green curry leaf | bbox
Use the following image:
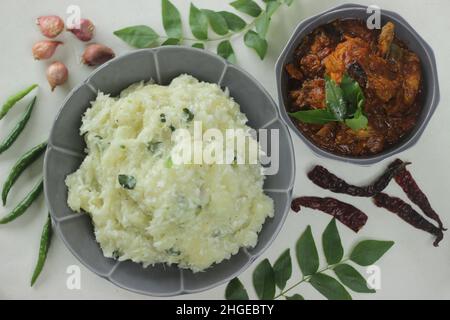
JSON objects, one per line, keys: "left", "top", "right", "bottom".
{"left": 322, "top": 219, "right": 344, "bottom": 265}
{"left": 192, "top": 42, "right": 205, "bottom": 49}
{"left": 255, "top": 13, "right": 271, "bottom": 39}
{"left": 203, "top": 9, "right": 229, "bottom": 36}
{"left": 161, "top": 0, "right": 182, "bottom": 39}
{"left": 118, "top": 175, "right": 136, "bottom": 190}
{"left": 219, "top": 11, "right": 247, "bottom": 31}
{"left": 350, "top": 240, "right": 394, "bottom": 266}
{"left": 289, "top": 109, "right": 338, "bottom": 125}
{"left": 286, "top": 294, "right": 304, "bottom": 300}
{"left": 161, "top": 38, "right": 180, "bottom": 46}
{"left": 230, "top": 0, "right": 262, "bottom": 17}
{"left": 325, "top": 75, "right": 347, "bottom": 121}
{"left": 244, "top": 30, "right": 268, "bottom": 59}
{"left": 333, "top": 264, "right": 376, "bottom": 293}
{"left": 225, "top": 278, "right": 249, "bottom": 300}
{"left": 252, "top": 259, "right": 276, "bottom": 300}
{"left": 273, "top": 249, "right": 292, "bottom": 290}
{"left": 189, "top": 3, "right": 208, "bottom": 40}
{"left": 217, "top": 40, "right": 236, "bottom": 63}
{"left": 309, "top": 273, "right": 352, "bottom": 300}
{"left": 113, "top": 25, "right": 159, "bottom": 48}
{"left": 296, "top": 226, "right": 319, "bottom": 276}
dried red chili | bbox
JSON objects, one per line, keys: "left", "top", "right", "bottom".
{"left": 307, "top": 160, "right": 410, "bottom": 197}
{"left": 389, "top": 159, "right": 446, "bottom": 231}
{"left": 373, "top": 193, "right": 444, "bottom": 247}
{"left": 291, "top": 196, "right": 368, "bottom": 233}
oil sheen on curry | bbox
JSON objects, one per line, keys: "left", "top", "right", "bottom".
{"left": 285, "top": 19, "right": 422, "bottom": 156}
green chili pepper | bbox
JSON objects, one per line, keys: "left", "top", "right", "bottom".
{"left": 2, "top": 141, "right": 47, "bottom": 206}
{"left": 0, "top": 178, "right": 43, "bottom": 224}
{"left": 30, "top": 213, "right": 52, "bottom": 287}
{"left": 0, "top": 84, "right": 38, "bottom": 120}
{"left": 0, "top": 96, "right": 37, "bottom": 155}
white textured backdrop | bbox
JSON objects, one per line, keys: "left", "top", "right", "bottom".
{"left": 0, "top": 0, "right": 449, "bottom": 300}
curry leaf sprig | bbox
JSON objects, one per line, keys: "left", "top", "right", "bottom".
{"left": 225, "top": 219, "right": 394, "bottom": 300}
{"left": 114, "top": 0, "right": 295, "bottom": 62}
{"left": 289, "top": 74, "right": 369, "bottom": 131}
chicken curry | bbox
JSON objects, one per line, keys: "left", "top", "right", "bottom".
{"left": 285, "top": 19, "right": 423, "bottom": 156}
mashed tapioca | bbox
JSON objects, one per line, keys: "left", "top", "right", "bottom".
{"left": 65, "top": 75, "right": 273, "bottom": 272}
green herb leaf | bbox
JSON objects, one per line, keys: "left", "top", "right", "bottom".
{"left": 333, "top": 263, "right": 376, "bottom": 293}
{"left": 350, "top": 240, "right": 394, "bottom": 266}
{"left": 165, "top": 157, "right": 173, "bottom": 168}
{"left": 192, "top": 42, "right": 205, "bottom": 49}
{"left": 309, "top": 273, "right": 352, "bottom": 300}
{"left": 147, "top": 141, "right": 162, "bottom": 153}
{"left": 217, "top": 40, "right": 236, "bottom": 63}
{"left": 161, "top": 0, "right": 182, "bottom": 39}
{"left": 113, "top": 25, "right": 159, "bottom": 48}
{"left": 189, "top": 3, "right": 208, "bottom": 40}
{"left": 183, "top": 108, "right": 194, "bottom": 121}
{"left": 322, "top": 219, "right": 344, "bottom": 265}
{"left": 325, "top": 75, "right": 347, "bottom": 121}
{"left": 118, "top": 175, "right": 136, "bottom": 190}
{"left": 289, "top": 109, "right": 338, "bottom": 125}
{"left": 252, "top": 259, "right": 276, "bottom": 300}
{"left": 161, "top": 38, "right": 180, "bottom": 45}
{"left": 225, "top": 278, "right": 249, "bottom": 300}
{"left": 296, "top": 226, "right": 319, "bottom": 276}
{"left": 219, "top": 11, "right": 247, "bottom": 31}
{"left": 230, "top": 0, "right": 262, "bottom": 17}
{"left": 340, "top": 74, "right": 368, "bottom": 130}
{"left": 255, "top": 13, "right": 270, "bottom": 38}
{"left": 273, "top": 249, "right": 292, "bottom": 290}
{"left": 345, "top": 108, "right": 368, "bottom": 131}
{"left": 266, "top": 1, "right": 281, "bottom": 17}
{"left": 286, "top": 294, "right": 304, "bottom": 300}
{"left": 203, "top": 9, "right": 229, "bottom": 36}
{"left": 244, "top": 30, "right": 268, "bottom": 59}
{"left": 340, "top": 74, "right": 364, "bottom": 115}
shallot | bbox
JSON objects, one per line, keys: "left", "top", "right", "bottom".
{"left": 46, "top": 61, "right": 68, "bottom": 91}
{"left": 82, "top": 44, "right": 115, "bottom": 66}
{"left": 36, "top": 15, "right": 64, "bottom": 38}
{"left": 67, "top": 18, "right": 95, "bottom": 42}
{"left": 32, "top": 40, "right": 63, "bottom": 60}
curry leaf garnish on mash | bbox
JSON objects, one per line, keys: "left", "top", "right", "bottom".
{"left": 114, "top": 0, "right": 296, "bottom": 61}
{"left": 182, "top": 108, "right": 194, "bottom": 122}
{"left": 289, "top": 73, "right": 368, "bottom": 130}
{"left": 118, "top": 174, "right": 137, "bottom": 190}
{"left": 225, "top": 219, "right": 394, "bottom": 300}
{"left": 147, "top": 141, "right": 162, "bottom": 153}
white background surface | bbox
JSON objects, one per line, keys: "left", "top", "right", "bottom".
{"left": 0, "top": 0, "right": 449, "bottom": 300}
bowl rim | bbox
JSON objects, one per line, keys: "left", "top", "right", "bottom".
{"left": 44, "top": 46, "right": 296, "bottom": 297}
{"left": 275, "top": 3, "right": 440, "bottom": 165}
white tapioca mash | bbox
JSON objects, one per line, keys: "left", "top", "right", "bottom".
{"left": 65, "top": 75, "right": 274, "bottom": 272}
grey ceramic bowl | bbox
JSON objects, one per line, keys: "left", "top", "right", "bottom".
{"left": 276, "top": 3, "right": 440, "bottom": 165}
{"left": 44, "top": 47, "right": 295, "bottom": 296}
